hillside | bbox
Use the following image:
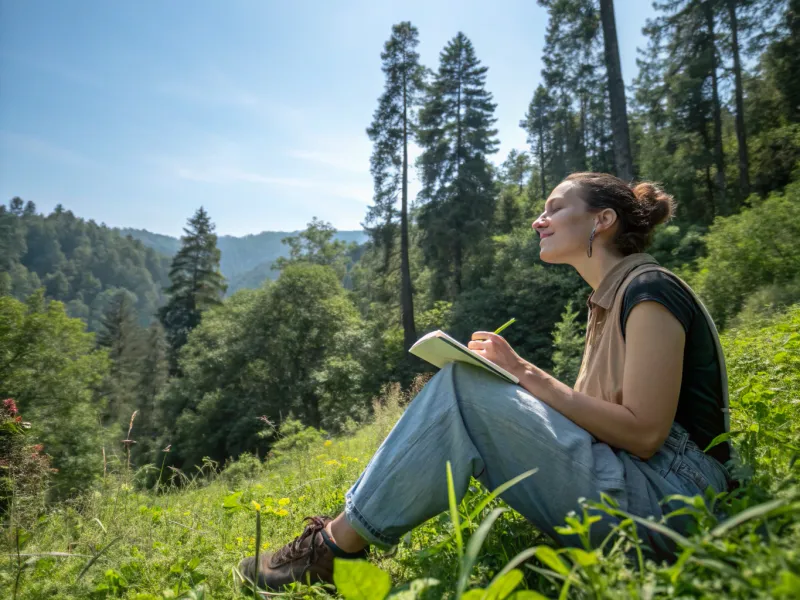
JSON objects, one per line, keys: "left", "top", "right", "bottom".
{"left": 6, "top": 305, "right": 800, "bottom": 599}
{"left": 0, "top": 200, "right": 171, "bottom": 329}
{"left": 120, "top": 227, "right": 369, "bottom": 294}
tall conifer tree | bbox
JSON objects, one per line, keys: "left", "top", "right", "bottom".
{"left": 365, "top": 21, "right": 425, "bottom": 352}
{"left": 158, "top": 207, "right": 226, "bottom": 373}
{"left": 416, "top": 32, "right": 498, "bottom": 298}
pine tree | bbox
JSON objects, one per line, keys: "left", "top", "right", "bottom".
{"left": 536, "top": 0, "right": 613, "bottom": 181}
{"left": 158, "top": 207, "right": 226, "bottom": 372}
{"left": 365, "top": 21, "right": 425, "bottom": 352}
{"left": 599, "top": 0, "right": 634, "bottom": 180}
{"left": 133, "top": 321, "right": 169, "bottom": 464}
{"left": 416, "top": 32, "right": 498, "bottom": 298}
{"left": 521, "top": 85, "right": 556, "bottom": 200}
{"left": 551, "top": 301, "right": 585, "bottom": 385}
{"left": 97, "top": 289, "right": 141, "bottom": 426}
{"left": 643, "top": 0, "right": 728, "bottom": 216}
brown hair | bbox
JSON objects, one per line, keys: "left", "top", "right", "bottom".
{"left": 564, "top": 172, "right": 676, "bottom": 255}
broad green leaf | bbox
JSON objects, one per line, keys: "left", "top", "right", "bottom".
{"left": 485, "top": 569, "right": 523, "bottom": 600}
{"left": 533, "top": 546, "right": 570, "bottom": 576}
{"left": 387, "top": 578, "right": 440, "bottom": 600}
{"left": 222, "top": 491, "right": 243, "bottom": 510}
{"left": 507, "top": 592, "right": 549, "bottom": 600}
{"left": 462, "top": 591, "right": 487, "bottom": 600}
{"left": 566, "top": 548, "right": 597, "bottom": 567}
{"left": 334, "top": 558, "right": 392, "bottom": 600}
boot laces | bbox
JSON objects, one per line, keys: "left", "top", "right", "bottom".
{"left": 271, "top": 516, "right": 329, "bottom": 566}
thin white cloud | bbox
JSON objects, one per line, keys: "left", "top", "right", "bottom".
{"left": 288, "top": 149, "right": 368, "bottom": 174}
{"left": 175, "top": 166, "right": 313, "bottom": 187}
{"left": 172, "top": 162, "right": 372, "bottom": 205}
{"left": 157, "top": 67, "right": 262, "bottom": 109}
{"left": 0, "top": 131, "right": 96, "bottom": 167}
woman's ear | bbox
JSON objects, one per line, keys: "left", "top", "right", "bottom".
{"left": 596, "top": 208, "right": 618, "bottom": 233}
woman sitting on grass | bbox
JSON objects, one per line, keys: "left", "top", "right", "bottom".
{"left": 239, "top": 172, "right": 734, "bottom": 590}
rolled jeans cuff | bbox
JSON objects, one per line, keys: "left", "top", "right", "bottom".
{"left": 344, "top": 491, "right": 398, "bottom": 550}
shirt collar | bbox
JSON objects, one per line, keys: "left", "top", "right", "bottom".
{"left": 587, "top": 253, "right": 659, "bottom": 310}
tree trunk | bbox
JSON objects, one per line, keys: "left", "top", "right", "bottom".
{"left": 599, "top": 0, "right": 634, "bottom": 182}
{"left": 538, "top": 119, "right": 547, "bottom": 199}
{"left": 727, "top": 0, "right": 750, "bottom": 201}
{"left": 400, "top": 59, "right": 417, "bottom": 353}
{"left": 705, "top": 1, "right": 727, "bottom": 214}
{"left": 453, "top": 240, "right": 462, "bottom": 296}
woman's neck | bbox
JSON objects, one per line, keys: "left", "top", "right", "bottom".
{"left": 572, "top": 248, "right": 627, "bottom": 291}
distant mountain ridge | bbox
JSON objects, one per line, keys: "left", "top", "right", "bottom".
{"left": 119, "top": 227, "right": 369, "bottom": 294}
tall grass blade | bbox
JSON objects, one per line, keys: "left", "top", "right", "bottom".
{"left": 419, "top": 468, "right": 537, "bottom": 559}
{"left": 467, "top": 468, "right": 538, "bottom": 522}
{"left": 447, "top": 461, "right": 463, "bottom": 559}
{"left": 254, "top": 510, "right": 261, "bottom": 593}
{"left": 710, "top": 497, "right": 788, "bottom": 537}
{"left": 456, "top": 507, "right": 507, "bottom": 599}
{"left": 76, "top": 536, "right": 121, "bottom": 581}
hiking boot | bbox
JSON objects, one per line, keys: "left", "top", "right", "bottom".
{"left": 237, "top": 515, "right": 369, "bottom": 591}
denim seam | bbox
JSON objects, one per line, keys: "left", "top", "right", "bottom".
{"left": 344, "top": 492, "right": 398, "bottom": 548}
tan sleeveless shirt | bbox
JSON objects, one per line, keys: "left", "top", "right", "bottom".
{"left": 573, "top": 253, "right": 731, "bottom": 438}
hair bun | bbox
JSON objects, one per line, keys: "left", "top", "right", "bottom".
{"left": 632, "top": 182, "right": 675, "bottom": 228}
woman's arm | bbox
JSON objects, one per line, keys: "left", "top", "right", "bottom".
{"left": 514, "top": 301, "right": 685, "bottom": 459}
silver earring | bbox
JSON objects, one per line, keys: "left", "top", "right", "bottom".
{"left": 587, "top": 224, "right": 597, "bottom": 258}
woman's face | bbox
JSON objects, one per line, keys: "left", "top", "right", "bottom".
{"left": 532, "top": 181, "right": 597, "bottom": 264}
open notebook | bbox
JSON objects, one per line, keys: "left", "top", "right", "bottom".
{"left": 408, "top": 330, "right": 520, "bottom": 384}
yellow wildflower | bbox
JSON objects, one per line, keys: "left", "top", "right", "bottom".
{"left": 298, "top": 495, "right": 307, "bottom": 502}
{"left": 324, "top": 440, "right": 333, "bottom": 447}
{"left": 276, "top": 508, "right": 289, "bottom": 517}
{"left": 251, "top": 500, "right": 261, "bottom": 512}
{"left": 325, "top": 459, "right": 341, "bottom": 467}
{"left": 278, "top": 497, "right": 291, "bottom": 506}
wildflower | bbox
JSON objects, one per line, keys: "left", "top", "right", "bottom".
{"left": 275, "top": 509, "right": 289, "bottom": 517}
{"left": 261, "top": 542, "right": 270, "bottom": 550}
{"left": 3, "top": 398, "right": 18, "bottom": 415}
{"left": 324, "top": 440, "right": 333, "bottom": 447}
{"left": 315, "top": 454, "right": 327, "bottom": 460}
{"left": 251, "top": 501, "right": 261, "bottom": 512}
{"left": 325, "top": 459, "right": 341, "bottom": 467}
{"left": 278, "top": 498, "right": 290, "bottom": 506}
{"left": 298, "top": 495, "right": 307, "bottom": 502}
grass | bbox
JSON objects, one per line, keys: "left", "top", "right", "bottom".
{"left": 3, "top": 306, "right": 800, "bottom": 599}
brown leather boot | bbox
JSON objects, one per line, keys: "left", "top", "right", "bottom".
{"left": 237, "top": 515, "right": 369, "bottom": 591}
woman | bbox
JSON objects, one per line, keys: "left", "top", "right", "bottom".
{"left": 239, "top": 172, "right": 734, "bottom": 590}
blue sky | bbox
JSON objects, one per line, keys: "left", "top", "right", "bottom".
{"left": 0, "top": 0, "right": 656, "bottom": 236}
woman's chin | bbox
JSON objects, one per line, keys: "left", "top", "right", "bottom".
{"left": 539, "top": 246, "right": 568, "bottom": 265}
{"left": 538, "top": 247, "right": 558, "bottom": 264}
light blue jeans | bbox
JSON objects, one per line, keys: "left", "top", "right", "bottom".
{"left": 344, "top": 362, "right": 731, "bottom": 559}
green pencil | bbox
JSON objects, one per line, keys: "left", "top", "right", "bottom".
{"left": 493, "top": 317, "right": 517, "bottom": 335}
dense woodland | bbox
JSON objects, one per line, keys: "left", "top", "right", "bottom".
{"left": 2, "top": 0, "right": 800, "bottom": 501}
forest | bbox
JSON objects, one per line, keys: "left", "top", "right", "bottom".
{"left": 2, "top": 0, "right": 800, "bottom": 598}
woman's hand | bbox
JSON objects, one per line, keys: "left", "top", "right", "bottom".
{"left": 468, "top": 332, "right": 526, "bottom": 377}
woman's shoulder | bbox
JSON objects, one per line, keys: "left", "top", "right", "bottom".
{"left": 621, "top": 269, "right": 697, "bottom": 336}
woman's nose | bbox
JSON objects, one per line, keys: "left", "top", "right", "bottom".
{"left": 532, "top": 214, "right": 548, "bottom": 230}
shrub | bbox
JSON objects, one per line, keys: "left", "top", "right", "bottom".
{"left": 0, "top": 399, "right": 52, "bottom": 523}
